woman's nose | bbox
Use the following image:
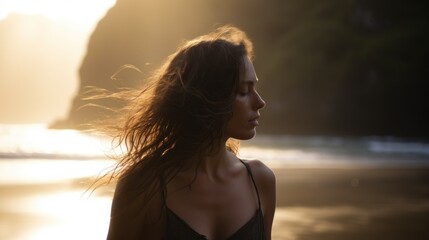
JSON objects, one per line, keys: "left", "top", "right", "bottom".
{"left": 254, "top": 91, "right": 266, "bottom": 110}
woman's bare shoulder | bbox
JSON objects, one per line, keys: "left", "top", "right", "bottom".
{"left": 107, "top": 175, "right": 165, "bottom": 239}
{"left": 244, "top": 159, "right": 276, "bottom": 186}
{"left": 113, "top": 174, "right": 165, "bottom": 219}
{"left": 244, "top": 160, "right": 276, "bottom": 240}
{"left": 111, "top": 174, "right": 145, "bottom": 212}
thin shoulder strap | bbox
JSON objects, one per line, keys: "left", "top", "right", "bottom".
{"left": 240, "top": 160, "right": 262, "bottom": 209}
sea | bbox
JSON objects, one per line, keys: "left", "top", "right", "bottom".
{"left": 0, "top": 124, "right": 428, "bottom": 239}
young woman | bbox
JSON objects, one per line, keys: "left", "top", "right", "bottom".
{"left": 106, "top": 25, "right": 276, "bottom": 240}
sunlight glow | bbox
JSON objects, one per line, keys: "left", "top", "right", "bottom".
{"left": 0, "top": 0, "right": 116, "bottom": 25}
{"left": 0, "top": 124, "right": 116, "bottom": 239}
{"left": 0, "top": 159, "right": 116, "bottom": 184}
{"left": 0, "top": 124, "right": 111, "bottom": 158}
{"left": 0, "top": 124, "right": 117, "bottom": 184}
{"left": 0, "top": 190, "right": 112, "bottom": 240}
{"left": 0, "top": 1, "right": 116, "bottom": 124}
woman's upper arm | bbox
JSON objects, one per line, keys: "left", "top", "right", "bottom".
{"left": 106, "top": 178, "right": 165, "bottom": 240}
{"left": 247, "top": 160, "right": 276, "bottom": 240}
{"left": 107, "top": 178, "right": 143, "bottom": 239}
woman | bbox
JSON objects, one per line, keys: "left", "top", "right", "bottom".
{"left": 106, "top": 25, "right": 276, "bottom": 240}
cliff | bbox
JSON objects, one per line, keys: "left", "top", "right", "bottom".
{"left": 51, "top": 0, "right": 429, "bottom": 137}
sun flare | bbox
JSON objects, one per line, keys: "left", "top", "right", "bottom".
{"left": 0, "top": 0, "right": 116, "bottom": 25}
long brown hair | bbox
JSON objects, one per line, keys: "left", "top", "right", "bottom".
{"left": 103, "top": 25, "right": 254, "bottom": 206}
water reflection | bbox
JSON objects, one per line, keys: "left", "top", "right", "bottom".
{"left": 0, "top": 185, "right": 112, "bottom": 240}
{"left": 0, "top": 159, "right": 115, "bottom": 184}
{"left": 273, "top": 206, "right": 366, "bottom": 240}
{"left": 273, "top": 202, "right": 429, "bottom": 240}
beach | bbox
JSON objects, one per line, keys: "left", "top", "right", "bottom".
{"left": 1, "top": 165, "right": 429, "bottom": 240}
{"left": 272, "top": 167, "right": 429, "bottom": 240}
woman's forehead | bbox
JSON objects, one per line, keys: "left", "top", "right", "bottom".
{"left": 240, "top": 56, "right": 258, "bottom": 83}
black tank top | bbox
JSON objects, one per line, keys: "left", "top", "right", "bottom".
{"left": 162, "top": 160, "right": 265, "bottom": 240}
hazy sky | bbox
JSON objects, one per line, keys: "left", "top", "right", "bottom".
{"left": 0, "top": 0, "right": 115, "bottom": 124}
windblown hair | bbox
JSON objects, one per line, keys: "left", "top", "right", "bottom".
{"left": 105, "top": 25, "right": 254, "bottom": 206}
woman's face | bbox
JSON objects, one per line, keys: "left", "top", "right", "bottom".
{"left": 225, "top": 56, "right": 266, "bottom": 140}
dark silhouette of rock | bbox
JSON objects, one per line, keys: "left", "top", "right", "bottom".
{"left": 51, "top": 0, "right": 429, "bottom": 138}
{"left": 50, "top": 0, "right": 265, "bottom": 129}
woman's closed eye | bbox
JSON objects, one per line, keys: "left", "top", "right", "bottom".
{"left": 237, "top": 86, "right": 249, "bottom": 96}
{"left": 238, "top": 91, "right": 249, "bottom": 96}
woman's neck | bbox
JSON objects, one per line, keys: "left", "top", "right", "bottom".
{"left": 196, "top": 142, "right": 237, "bottom": 181}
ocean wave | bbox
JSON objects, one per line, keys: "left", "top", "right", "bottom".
{"left": 368, "top": 141, "right": 429, "bottom": 155}
{"left": 0, "top": 124, "right": 112, "bottom": 160}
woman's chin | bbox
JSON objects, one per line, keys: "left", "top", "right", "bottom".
{"left": 233, "top": 129, "right": 256, "bottom": 140}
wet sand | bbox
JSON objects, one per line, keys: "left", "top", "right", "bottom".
{"left": 1, "top": 167, "right": 429, "bottom": 239}
{"left": 272, "top": 167, "right": 429, "bottom": 240}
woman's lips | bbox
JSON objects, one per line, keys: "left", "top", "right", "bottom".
{"left": 249, "top": 117, "right": 259, "bottom": 126}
